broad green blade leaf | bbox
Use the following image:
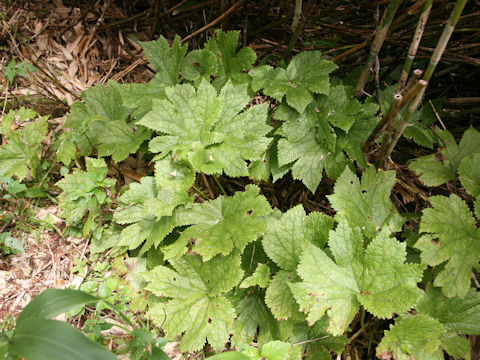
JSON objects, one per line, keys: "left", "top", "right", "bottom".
{"left": 205, "top": 30, "right": 256, "bottom": 90}
{"left": 17, "top": 289, "right": 100, "bottom": 324}
{"left": 416, "top": 194, "right": 480, "bottom": 298}
{"left": 174, "top": 184, "right": 272, "bottom": 260}
{"left": 291, "top": 222, "right": 423, "bottom": 335}
{"left": 327, "top": 167, "right": 403, "bottom": 239}
{"left": 376, "top": 314, "right": 445, "bottom": 360}
{"left": 459, "top": 153, "right": 480, "bottom": 198}
{"left": 140, "top": 35, "right": 187, "bottom": 86}
{"left": 232, "top": 289, "right": 279, "bottom": 348}
{"left": 263, "top": 205, "right": 332, "bottom": 271}
{"left": 417, "top": 285, "right": 480, "bottom": 335}
{"left": 145, "top": 252, "right": 243, "bottom": 351}
{"left": 9, "top": 318, "right": 117, "bottom": 360}
{"left": 250, "top": 51, "right": 337, "bottom": 113}
{"left": 139, "top": 80, "right": 271, "bottom": 176}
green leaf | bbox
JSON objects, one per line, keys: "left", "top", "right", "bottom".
{"left": 265, "top": 270, "right": 305, "bottom": 321}
{"left": 17, "top": 289, "right": 101, "bottom": 324}
{"left": 416, "top": 194, "right": 480, "bottom": 298}
{"left": 232, "top": 289, "right": 279, "bottom": 348}
{"left": 408, "top": 153, "right": 456, "bottom": 187}
{"left": 56, "top": 157, "right": 113, "bottom": 225}
{"left": 459, "top": 153, "right": 480, "bottom": 198}
{"left": 9, "top": 318, "right": 116, "bottom": 360}
{"left": 263, "top": 205, "right": 333, "bottom": 271}
{"left": 277, "top": 132, "right": 327, "bottom": 193}
{"left": 208, "top": 353, "right": 250, "bottom": 360}
{"left": 0, "top": 116, "right": 48, "bottom": 180}
{"left": 240, "top": 263, "right": 271, "bottom": 289}
{"left": 181, "top": 49, "right": 218, "bottom": 83}
{"left": 327, "top": 167, "right": 403, "bottom": 239}
{"left": 0, "top": 232, "right": 24, "bottom": 254}
{"left": 261, "top": 341, "right": 301, "bottom": 360}
{"left": 290, "top": 222, "right": 423, "bottom": 335}
{"left": 81, "top": 81, "right": 132, "bottom": 123}
{"left": 410, "top": 126, "right": 480, "bottom": 187}
{"left": 145, "top": 252, "right": 243, "bottom": 351}
{"left": 140, "top": 35, "right": 187, "bottom": 87}
{"left": 174, "top": 184, "right": 272, "bottom": 260}
{"left": 139, "top": 80, "right": 271, "bottom": 177}
{"left": 376, "top": 314, "right": 445, "bottom": 360}
{"left": 250, "top": 51, "right": 337, "bottom": 113}
{"left": 417, "top": 285, "right": 480, "bottom": 335}
{"left": 92, "top": 121, "right": 151, "bottom": 163}
{"left": 205, "top": 30, "right": 256, "bottom": 90}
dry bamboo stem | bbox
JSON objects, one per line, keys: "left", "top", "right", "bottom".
{"left": 397, "top": 0, "right": 433, "bottom": 91}
{"left": 354, "top": 0, "right": 402, "bottom": 97}
{"left": 383, "top": 0, "right": 468, "bottom": 159}
{"left": 374, "top": 94, "right": 403, "bottom": 167}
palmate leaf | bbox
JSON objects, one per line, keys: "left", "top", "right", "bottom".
{"left": 459, "top": 153, "right": 480, "bottom": 198}
{"left": 139, "top": 80, "right": 272, "bottom": 177}
{"left": 409, "top": 126, "right": 480, "bottom": 187}
{"left": 170, "top": 184, "right": 272, "bottom": 261}
{"left": 231, "top": 288, "right": 280, "bottom": 348}
{"left": 0, "top": 115, "right": 48, "bottom": 180}
{"left": 376, "top": 314, "right": 446, "bottom": 360}
{"left": 114, "top": 158, "right": 194, "bottom": 254}
{"left": 145, "top": 251, "right": 243, "bottom": 352}
{"left": 56, "top": 157, "right": 115, "bottom": 225}
{"left": 290, "top": 222, "right": 424, "bottom": 336}
{"left": 262, "top": 205, "right": 333, "bottom": 321}
{"left": 204, "top": 30, "right": 257, "bottom": 90}
{"left": 250, "top": 51, "right": 337, "bottom": 113}
{"left": 327, "top": 167, "right": 404, "bottom": 239}
{"left": 140, "top": 35, "right": 187, "bottom": 87}
{"left": 416, "top": 194, "right": 480, "bottom": 298}
{"left": 417, "top": 285, "right": 480, "bottom": 335}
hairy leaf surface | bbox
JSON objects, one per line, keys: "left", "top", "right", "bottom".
{"left": 416, "top": 194, "right": 480, "bottom": 298}
{"left": 172, "top": 184, "right": 272, "bottom": 260}
{"left": 250, "top": 51, "right": 337, "bottom": 113}
{"left": 290, "top": 222, "right": 423, "bottom": 335}
{"left": 145, "top": 251, "right": 243, "bottom": 351}
{"left": 327, "top": 167, "right": 403, "bottom": 239}
{"left": 139, "top": 80, "right": 271, "bottom": 177}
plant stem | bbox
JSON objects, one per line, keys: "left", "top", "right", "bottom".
{"left": 374, "top": 93, "right": 403, "bottom": 167}
{"left": 283, "top": 0, "right": 315, "bottom": 60}
{"left": 384, "top": 0, "right": 468, "bottom": 159}
{"left": 397, "top": 0, "right": 433, "bottom": 91}
{"left": 212, "top": 175, "right": 227, "bottom": 196}
{"left": 354, "top": 0, "right": 402, "bottom": 97}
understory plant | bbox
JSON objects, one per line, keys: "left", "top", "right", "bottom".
{"left": 3, "top": 23, "right": 478, "bottom": 359}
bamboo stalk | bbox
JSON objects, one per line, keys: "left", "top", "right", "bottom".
{"left": 382, "top": 0, "right": 468, "bottom": 160}
{"left": 354, "top": 0, "right": 402, "bottom": 98}
{"left": 397, "top": 0, "right": 433, "bottom": 91}
{"left": 374, "top": 94, "right": 403, "bottom": 167}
